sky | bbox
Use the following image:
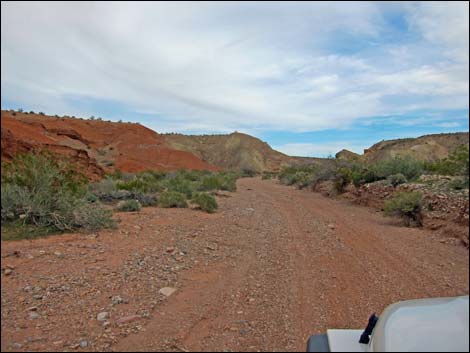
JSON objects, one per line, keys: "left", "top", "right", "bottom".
{"left": 1, "top": 1, "right": 469, "bottom": 157}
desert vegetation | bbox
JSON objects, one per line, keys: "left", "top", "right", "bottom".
{"left": 1, "top": 152, "right": 241, "bottom": 240}
{"left": 275, "top": 145, "right": 469, "bottom": 226}
{"left": 384, "top": 191, "right": 423, "bottom": 227}
{"left": 1, "top": 153, "right": 115, "bottom": 239}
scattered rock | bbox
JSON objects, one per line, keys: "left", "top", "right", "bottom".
{"left": 206, "top": 244, "right": 218, "bottom": 251}
{"left": 79, "top": 340, "right": 88, "bottom": 348}
{"left": 54, "top": 251, "right": 64, "bottom": 258}
{"left": 159, "top": 287, "right": 177, "bottom": 297}
{"left": 29, "top": 312, "right": 40, "bottom": 320}
{"left": 26, "top": 306, "right": 38, "bottom": 311}
{"left": 97, "top": 312, "right": 109, "bottom": 322}
{"left": 328, "top": 224, "right": 336, "bottom": 230}
{"left": 4, "top": 268, "right": 13, "bottom": 276}
{"left": 33, "top": 295, "right": 43, "bottom": 300}
{"left": 111, "top": 295, "right": 124, "bottom": 305}
{"left": 117, "top": 315, "right": 141, "bottom": 325}
{"left": 166, "top": 247, "right": 175, "bottom": 253}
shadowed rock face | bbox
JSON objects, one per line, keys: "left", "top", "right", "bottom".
{"left": 1, "top": 111, "right": 218, "bottom": 179}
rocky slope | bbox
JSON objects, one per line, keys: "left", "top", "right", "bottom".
{"left": 163, "top": 132, "right": 325, "bottom": 172}
{"left": 1, "top": 111, "right": 218, "bottom": 179}
{"left": 362, "top": 132, "right": 469, "bottom": 163}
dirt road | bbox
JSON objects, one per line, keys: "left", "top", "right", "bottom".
{"left": 1, "top": 178, "right": 468, "bottom": 352}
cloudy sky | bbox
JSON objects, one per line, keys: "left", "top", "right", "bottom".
{"left": 1, "top": 1, "right": 469, "bottom": 157}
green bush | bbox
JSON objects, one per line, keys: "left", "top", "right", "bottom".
{"left": 1, "top": 153, "right": 115, "bottom": 232}
{"left": 72, "top": 202, "right": 115, "bottom": 230}
{"left": 116, "top": 199, "right": 141, "bottom": 212}
{"left": 424, "top": 145, "right": 469, "bottom": 177}
{"left": 278, "top": 165, "right": 319, "bottom": 187}
{"left": 191, "top": 192, "right": 218, "bottom": 213}
{"left": 387, "top": 173, "right": 407, "bottom": 187}
{"left": 373, "top": 156, "right": 423, "bottom": 181}
{"left": 333, "top": 167, "right": 352, "bottom": 193}
{"left": 159, "top": 191, "right": 188, "bottom": 208}
{"left": 384, "top": 191, "right": 423, "bottom": 227}
{"left": 448, "top": 178, "right": 469, "bottom": 190}
{"left": 164, "top": 177, "right": 194, "bottom": 197}
{"left": 198, "top": 175, "right": 222, "bottom": 191}
{"left": 134, "top": 193, "right": 159, "bottom": 206}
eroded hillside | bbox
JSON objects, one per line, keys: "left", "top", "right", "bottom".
{"left": 164, "top": 132, "right": 325, "bottom": 172}
{"left": 1, "top": 111, "right": 218, "bottom": 179}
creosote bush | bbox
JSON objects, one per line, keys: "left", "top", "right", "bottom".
{"left": 159, "top": 191, "right": 188, "bottom": 208}
{"left": 191, "top": 192, "right": 218, "bottom": 213}
{"left": 384, "top": 191, "right": 423, "bottom": 227}
{"left": 116, "top": 199, "right": 141, "bottom": 212}
{"left": 1, "top": 152, "right": 115, "bottom": 233}
{"left": 387, "top": 173, "right": 407, "bottom": 187}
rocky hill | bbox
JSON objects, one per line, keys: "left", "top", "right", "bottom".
{"left": 1, "top": 110, "right": 322, "bottom": 177}
{"left": 2, "top": 110, "right": 467, "bottom": 178}
{"left": 163, "top": 132, "right": 324, "bottom": 172}
{"left": 1, "top": 110, "right": 218, "bottom": 179}
{"left": 362, "top": 132, "right": 469, "bottom": 163}
{"left": 335, "top": 132, "right": 469, "bottom": 163}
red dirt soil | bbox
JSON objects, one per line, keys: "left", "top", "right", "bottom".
{"left": 1, "top": 111, "right": 218, "bottom": 179}
{"left": 1, "top": 178, "right": 468, "bottom": 352}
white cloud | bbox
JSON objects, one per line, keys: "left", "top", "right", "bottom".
{"left": 1, "top": 1, "right": 468, "bottom": 133}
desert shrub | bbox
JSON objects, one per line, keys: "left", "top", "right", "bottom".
{"left": 164, "top": 177, "right": 194, "bottom": 197}
{"left": 1, "top": 153, "right": 114, "bottom": 232}
{"left": 448, "top": 178, "right": 469, "bottom": 190}
{"left": 333, "top": 167, "right": 352, "bottom": 193}
{"left": 1, "top": 184, "right": 30, "bottom": 222}
{"left": 424, "top": 145, "right": 469, "bottom": 177}
{"left": 85, "top": 192, "right": 98, "bottom": 203}
{"left": 351, "top": 167, "right": 380, "bottom": 186}
{"left": 72, "top": 202, "right": 115, "bottom": 230}
{"left": 309, "top": 164, "right": 336, "bottom": 188}
{"left": 159, "top": 191, "right": 188, "bottom": 208}
{"left": 294, "top": 171, "right": 315, "bottom": 189}
{"left": 117, "top": 176, "right": 163, "bottom": 193}
{"left": 384, "top": 191, "right": 423, "bottom": 227}
{"left": 116, "top": 199, "right": 141, "bottom": 212}
{"left": 198, "top": 175, "right": 222, "bottom": 191}
{"left": 191, "top": 192, "right": 218, "bottom": 213}
{"left": 91, "top": 177, "right": 118, "bottom": 196}
{"left": 241, "top": 168, "right": 257, "bottom": 177}
{"left": 373, "top": 156, "right": 423, "bottom": 181}
{"left": 279, "top": 165, "right": 319, "bottom": 187}
{"left": 387, "top": 173, "right": 407, "bottom": 187}
{"left": 279, "top": 172, "right": 297, "bottom": 186}
{"left": 134, "top": 193, "right": 159, "bottom": 206}
{"left": 218, "top": 173, "right": 237, "bottom": 191}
